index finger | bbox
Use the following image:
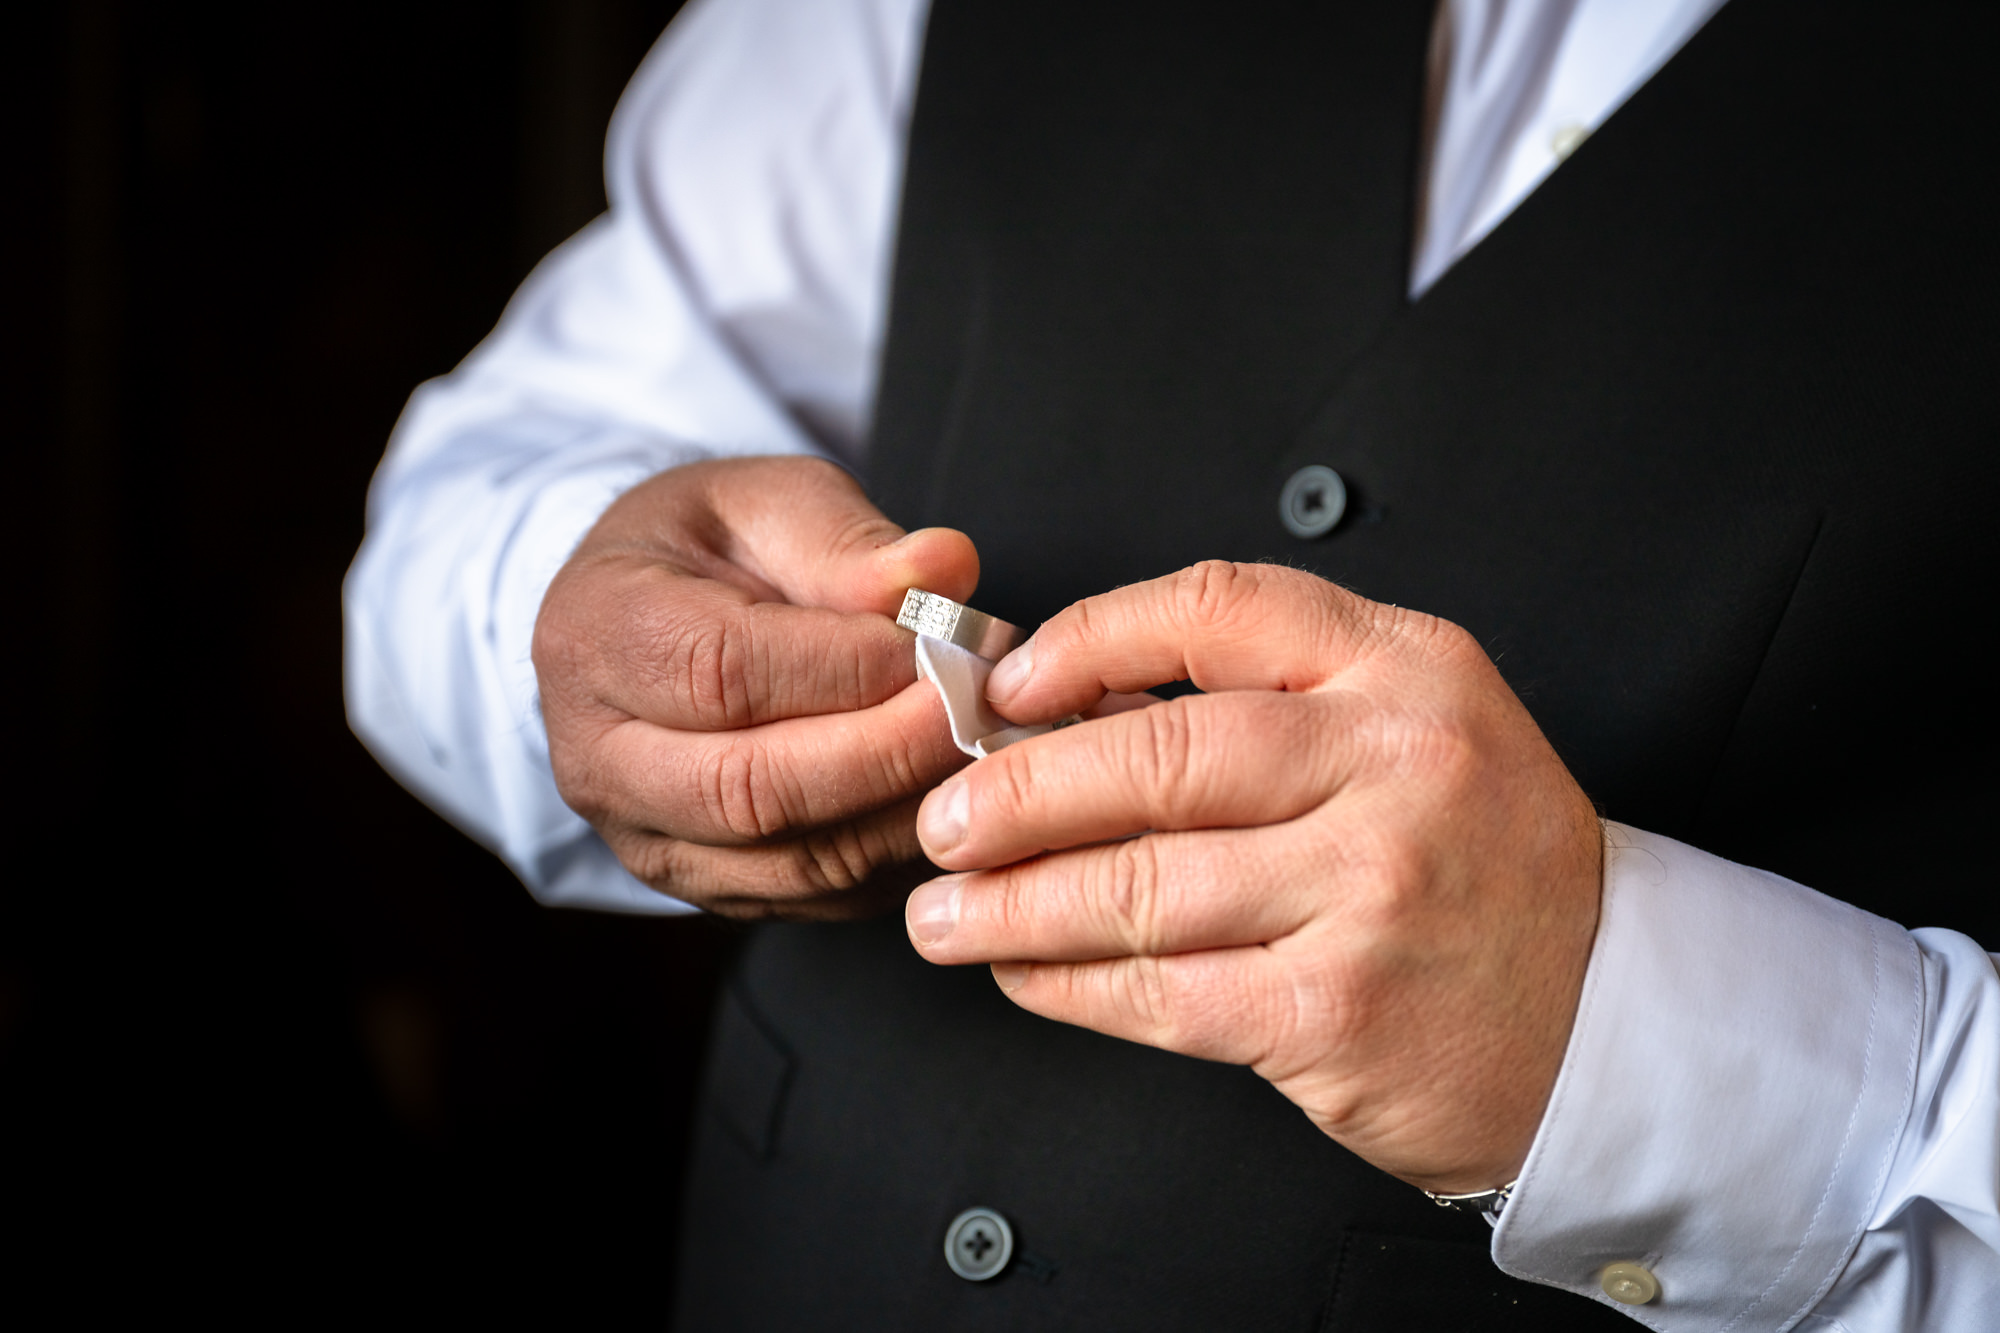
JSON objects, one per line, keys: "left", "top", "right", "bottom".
{"left": 585, "top": 676, "right": 969, "bottom": 846}
{"left": 549, "top": 565, "right": 922, "bottom": 731}
{"left": 985, "top": 562, "right": 1385, "bottom": 722}
{"left": 918, "top": 690, "right": 1350, "bottom": 872}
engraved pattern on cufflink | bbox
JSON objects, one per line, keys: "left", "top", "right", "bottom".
{"left": 897, "top": 589, "right": 1027, "bottom": 662}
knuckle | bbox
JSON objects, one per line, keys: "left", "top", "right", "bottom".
{"left": 1062, "top": 593, "right": 1105, "bottom": 655}
{"left": 529, "top": 598, "right": 586, "bottom": 687}
{"left": 697, "top": 621, "right": 758, "bottom": 728}
{"left": 699, "top": 736, "right": 795, "bottom": 841}
{"left": 787, "top": 455, "right": 846, "bottom": 491}
{"left": 1417, "top": 615, "right": 1484, "bottom": 672}
{"left": 549, "top": 753, "right": 608, "bottom": 825}
{"left": 1379, "top": 704, "right": 1482, "bottom": 792}
{"left": 1113, "top": 956, "right": 1173, "bottom": 1034}
{"left": 988, "top": 867, "right": 1040, "bottom": 941}
{"left": 607, "top": 828, "right": 686, "bottom": 897}
{"left": 641, "top": 603, "right": 757, "bottom": 728}
{"left": 1241, "top": 972, "right": 1311, "bottom": 1075}
{"left": 796, "top": 820, "right": 878, "bottom": 892}
{"left": 1129, "top": 699, "right": 1201, "bottom": 824}
{"left": 1097, "top": 837, "right": 1165, "bottom": 951}
{"left": 1429, "top": 614, "right": 1480, "bottom": 655}
{"left": 889, "top": 719, "right": 948, "bottom": 789}
{"left": 1342, "top": 834, "right": 1435, "bottom": 939}
{"left": 872, "top": 705, "right": 963, "bottom": 799}
{"left": 1180, "top": 559, "right": 1253, "bottom": 626}
{"left": 1423, "top": 717, "right": 1484, "bottom": 788}
{"left": 547, "top": 725, "right": 624, "bottom": 827}
{"left": 1376, "top": 603, "right": 1479, "bottom": 665}
{"left": 982, "top": 748, "right": 1039, "bottom": 823}
{"left": 532, "top": 555, "right": 619, "bottom": 666}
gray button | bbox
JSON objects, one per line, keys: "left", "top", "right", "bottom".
{"left": 943, "top": 1207, "right": 1014, "bottom": 1281}
{"left": 1279, "top": 465, "right": 1347, "bottom": 538}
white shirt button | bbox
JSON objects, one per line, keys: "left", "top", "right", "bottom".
{"left": 1600, "top": 1260, "right": 1661, "bottom": 1305}
{"left": 1550, "top": 123, "right": 1590, "bottom": 160}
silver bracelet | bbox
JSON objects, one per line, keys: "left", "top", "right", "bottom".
{"left": 1422, "top": 1180, "right": 1516, "bottom": 1222}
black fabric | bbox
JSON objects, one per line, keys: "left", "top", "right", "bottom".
{"left": 676, "top": 0, "right": 2000, "bottom": 1326}
{"left": 677, "top": 917, "right": 1635, "bottom": 1331}
{"left": 706, "top": 983, "right": 795, "bottom": 1162}
{"left": 1323, "top": 1231, "right": 1629, "bottom": 1332}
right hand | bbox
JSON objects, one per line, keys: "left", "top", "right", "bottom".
{"left": 532, "top": 456, "right": 979, "bottom": 918}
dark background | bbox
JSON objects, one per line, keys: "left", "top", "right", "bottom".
{"left": 4, "top": 0, "right": 734, "bottom": 1313}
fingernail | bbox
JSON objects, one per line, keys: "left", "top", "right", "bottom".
{"left": 991, "top": 962, "right": 1030, "bottom": 993}
{"left": 986, "top": 638, "right": 1035, "bottom": 702}
{"left": 906, "top": 876, "right": 963, "bottom": 946}
{"left": 918, "top": 780, "right": 970, "bottom": 855}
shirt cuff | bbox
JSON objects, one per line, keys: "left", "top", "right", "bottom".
{"left": 1492, "top": 823, "right": 1924, "bottom": 1330}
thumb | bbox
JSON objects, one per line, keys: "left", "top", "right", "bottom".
{"left": 715, "top": 457, "right": 980, "bottom": 614}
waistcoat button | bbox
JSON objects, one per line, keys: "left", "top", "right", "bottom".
{"left": 943, "top": 1206, "right": 1014, "bottom": 1281}
{"left": 1279, "top": 465, "right": 1348, "bottom": 538}
{"left": 1599, "top": 1261, "right": 1661, "bottom": 1305}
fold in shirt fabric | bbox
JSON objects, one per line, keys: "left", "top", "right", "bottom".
{"left": 341, "top": 0, "right": 2000, "bottom": 1325}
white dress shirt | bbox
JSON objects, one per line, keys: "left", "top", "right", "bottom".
{"left": 342, "top": 0, "right": 2000, "bottom": 1325}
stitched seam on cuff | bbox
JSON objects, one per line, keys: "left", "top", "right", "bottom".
{"left": 1719, "top": 925, "right": 1884, "bottom": 1332}
{"left": 1789, "top": 924, "right": 1926, "bottom": 1329}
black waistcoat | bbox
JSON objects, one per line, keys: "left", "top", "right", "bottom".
{"left": 676, "top": 2, "right": 1999, "bottom": 1327}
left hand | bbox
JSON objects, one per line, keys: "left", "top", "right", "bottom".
{"left": 904, "top": 561, "right": 1603, "bottom": 1193}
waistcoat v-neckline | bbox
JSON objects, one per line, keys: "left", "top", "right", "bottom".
{"left": 868, "top": 0, "right": 2000, "bottom": 924}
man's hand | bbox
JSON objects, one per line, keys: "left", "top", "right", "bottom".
{"left": 903, "top": 562, "right": 1602, "bottom": 1193}
{"left": 534, "top": 456, "right": 976, "bottom": 918}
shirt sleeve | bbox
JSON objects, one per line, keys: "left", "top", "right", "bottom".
{"left": 1493, "top": 823, "right": 2000, "bottom": 1330}
{"left": 341, "top": 0, "right": 930, "bottom": 912}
